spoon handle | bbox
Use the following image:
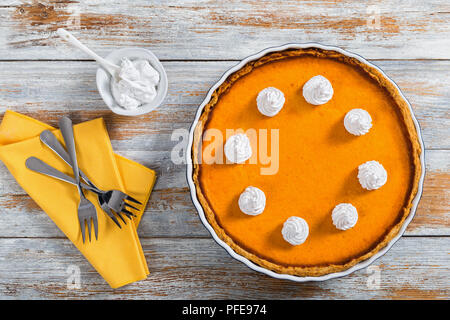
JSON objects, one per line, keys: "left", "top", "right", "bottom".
{"left": 56, "top": 28, "right": 119, "bottom": 76}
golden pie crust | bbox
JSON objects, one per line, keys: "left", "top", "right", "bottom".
{"left": 192, "top": 48, "right": 422, "bottom": 277}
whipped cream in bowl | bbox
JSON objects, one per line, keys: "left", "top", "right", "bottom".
{"left": 110, "top": 58, "right": 160, "bottom": 110}
{"left": 96, "top": 47, "right": 168, "bottom": 116}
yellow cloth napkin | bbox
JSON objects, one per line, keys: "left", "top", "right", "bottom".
{"left": 0, "top": 110, "right": 156, "bottom": 288}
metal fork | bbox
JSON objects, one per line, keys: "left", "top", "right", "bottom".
{"left": 59, "top": 117, "right": 98, "bottom": 243}
{"left": 26, "top": 156, "right": 123, "bottom": 228}
{"left": 39, "top": 129, "right": 141, "bottom": 224}
{"left": 40, "top": 129, "right": 125, "bottom": 225}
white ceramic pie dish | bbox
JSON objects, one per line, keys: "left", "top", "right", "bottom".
{"left": 186, "top": 43, "right": 425, "bottom": 282}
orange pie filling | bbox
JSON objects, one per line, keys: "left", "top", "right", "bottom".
{"left": 193, "top": 49, "right": 421, "bottom": 274}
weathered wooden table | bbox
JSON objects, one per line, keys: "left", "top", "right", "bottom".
{"left": 0, "top": 1, "right": 448, "bottom": 299}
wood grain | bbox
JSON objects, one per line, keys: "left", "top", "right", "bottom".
{"left": 0, "top": 237, "right": 447, "bottom": 299}
{"left": 0, "top": 0, "right": 449, "bottom": 60}
{"left": 0, "top": 0, "right": 448, "bottom": 300}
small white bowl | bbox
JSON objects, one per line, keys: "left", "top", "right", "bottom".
{"left": 96, "top": 47, "right": 168, "bottom": 116}
{"left": 186, "top": 43, "right": 426, "bottom": 282}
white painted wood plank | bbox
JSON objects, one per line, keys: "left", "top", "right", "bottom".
{"left": 0, "top": 237, "right": 447, "bottom": 299}
{"left": 0, "top": 0, "right": 449, "bottom": 60}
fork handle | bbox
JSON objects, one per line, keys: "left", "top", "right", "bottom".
{"left": 59, "top": 117, "right": 81, "bottom": 187}
{"left": 40, "top": 130, "right": 97, "bottom": 188}
{"left": 25, "top": 157, "right": 99, "bottom": 194}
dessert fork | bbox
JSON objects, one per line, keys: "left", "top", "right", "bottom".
{"left": 59, "top": 117, "right": 98, "bottom": 243}
{"left": 26, "top": 157, "right": 124, "bottom": 228}
{"left": 39, "top": 129, "right": 141, "bottom": 223}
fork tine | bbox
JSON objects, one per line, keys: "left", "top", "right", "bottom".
{"left": 124, "top": 202, "right": 140, "bottom": 211}
{"left": 109, "top": 214, "right": 121, "bottom": 228}
{"left": 122, "top": 212, "right": 133, "bottom": 220}
{"left": 86, "top": 218, "right": 92, "bottom": 242}
{"left": 120, "top": 210, "right": 133, "bottom": 219}
{"left": 80, "top": 218, "right": 86, "bottom": 243}
{"left": 121, "top": 208, "right": 137, "bottom": 218}
{"left": 92, "top": 216, "right": 98, "bottom": 240}
{"left": 103, "top": 206, "right": 121, "bottom": 228}
{"left": 125, "top": 195, "right": 142, "bottom": 205}
{"left": 115, "top": 210, "right": 127, "bottom": 224}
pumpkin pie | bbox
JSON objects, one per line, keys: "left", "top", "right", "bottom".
{"left": 192, "top": 47, "right": 422, "bottom": 277}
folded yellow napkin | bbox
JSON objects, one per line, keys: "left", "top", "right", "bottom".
{"left": 0, "top": 110, "right": 156, "bottom": 288}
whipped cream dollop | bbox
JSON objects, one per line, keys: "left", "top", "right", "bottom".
{"left": 302, "top": 75, "right": 334, "bottom": 105}
{"left": 256, "top": 87, "right": 285, "bottom": 117}
{"left": 344, "top": 108, "right": 372, "bottom": 136}
{"left": 111, "top": 58, "right": 160, "bottom": 109}
{"left": 238, "top": 186, "right": 266, "bottom": 216}
{"left": 332, "top": 203, "right": 358, "bottom": 230}
{"left": 358, "top": 160, "right": 388, "bottom": 190}
{"left": 282, "top": 216, "right": 309, "bottom": 246}
{"left": 224, "top": 133, "right": 252, "bottom": 164}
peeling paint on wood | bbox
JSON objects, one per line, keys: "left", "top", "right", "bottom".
{"left": 0, "top": 0, "right": 449, "bottom": 59}
{"left": 0, "top": 237, "right": 447, "bottom": 299}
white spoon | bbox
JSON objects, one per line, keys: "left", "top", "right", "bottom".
{"left": 56, "top": 28, "right": 120, "bottom": 81}
{"left": 57, "top": 28, "right": 152, "bottom": 91}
